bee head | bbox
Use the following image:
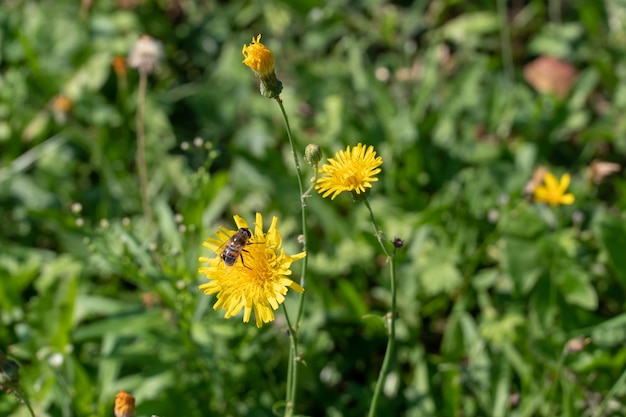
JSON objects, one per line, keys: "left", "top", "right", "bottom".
{"left": 238, "top": 228, "right": 252, "bottom": 238}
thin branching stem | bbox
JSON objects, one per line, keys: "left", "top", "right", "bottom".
{"left": 275, "top": 97, "right": 308, "bottom": 417}
{"left": 364, "top": 199, "right": 397, "bottom": 417}
{"left": 136, "top": 71, "right": 152, "bottom": 225}
{"left": 16, "top": 388, "right": 36, "bottom": 417}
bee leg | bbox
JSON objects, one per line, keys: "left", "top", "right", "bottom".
{"left": 240, "top": 253, "right": 252, "bottom": 270}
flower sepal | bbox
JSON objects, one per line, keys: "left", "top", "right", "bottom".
{"left": 259, "top": 72, "right": 283, "bottom": 98}
{"left": 351, "top": 189, "right": 370, "bottom": 202}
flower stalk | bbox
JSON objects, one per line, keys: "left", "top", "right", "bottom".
{"left": 241, "top": 33, "right": 312, "bottom": 416}
{"left": 275, "top": 97, "right": 309, "bottom": 417}
{"left": 128, "top": 35, "right": 163, "bottom": 226}
{"left": 135, "top": 71, "right": 151, "bottom": 225}
{"left": 364, "top": 199, "right": 397, "bottom": 417}
{"left": 314, "top": 143, "right": 393, "bottom": 417}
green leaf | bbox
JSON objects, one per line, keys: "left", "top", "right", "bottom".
{"left": 498, "top": 205, "right": 546, "bottom": 238}
{"left": 337, "top": 280, "right": 368, "bottom": 318}
{"left": 479, "top": 309, "right": 524, "bottom": 346}
{"left": 72, "top": 309, "right": 165, "bottom": 342}
{"left": 595, "top": 214, "right": 626, "bottom": 288}
{"left": 501, "top": 236, "right": 543, "bottom": 294}
{"left": 419, "top": 262, "right": 462, "bottom": 296}
{"left": 436, "top": 12, "right": 499, "bottom": 45}
{"left": 555, "top": 266, "right": 597, "bottom": 310}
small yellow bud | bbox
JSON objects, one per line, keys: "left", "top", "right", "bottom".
{"left": 242, "top": 34, "right": 283, "bottom": 98}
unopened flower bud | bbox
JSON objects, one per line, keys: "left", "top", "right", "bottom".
{"left": 304, "top": 144, "right": 322, "bottom": 166}
{"left": 0, "top": 351, "right": 19, "bottom": 385}
{"left": 114, "top": 390, "right": 136, "bottom": 417}
{"left": 112, "top": 55, "right": 127, "bottom": 77}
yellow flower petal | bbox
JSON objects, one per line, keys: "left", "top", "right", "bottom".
{"left": 242, "top": 34, "right": 275, "bottom": 77}
{"left": 543, "top": 172, "right": 559, "bottom": 190}
{"left": 560, "top": 193, "right": 575, "bottom": 205}
{"left": 559, "top": 173, "right": 571, "bottom": 193}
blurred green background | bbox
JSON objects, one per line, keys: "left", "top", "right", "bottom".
{"left": 2, "top": 0, "right": 626, "bottom": 416}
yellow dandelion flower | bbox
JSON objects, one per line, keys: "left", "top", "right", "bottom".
{"left": 114, "top": 390, "right": 135, "bottom": 417}
{"left": 533, "top": 172, "right": 575, "bottom": 206}
{"left": 242, "top": 34, "right": 283, "bottom": 98}
{"left": 198, "top": 213, "right": 306, "bottom": 328}
{"left": 315, "top": 143, "right": 383, "bottom": 200}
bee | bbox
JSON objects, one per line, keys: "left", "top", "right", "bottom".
{"left": 220, "top": 227, "right": 253, "bottom": 267}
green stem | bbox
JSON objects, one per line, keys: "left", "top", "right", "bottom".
{"left": 275, "top": 97, "right": 308, "bottom": 417}
{"left": 549, "top": 0, "right": 561, "bottom": 23}
{"left": 592, "top": 364, "right": 626, "bottom": 417}
{"left": 364, "top": 199, "right": 397, "bottom": 417}
{"left": 14, "top": 387, "right": 36, "bottom": 417}
{"left": 364, "top": 199, "right": 391, "bottom": 258}
{"left": 136, "top": 71, "right": 152, "bottom": 225}
{"left": 496, "top": 0, "right": 514, "bottom": 83}
{"left": 282, "top": 303, "right": 299, "bottom": 416}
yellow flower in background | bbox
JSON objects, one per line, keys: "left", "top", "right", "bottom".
{"left": 242, "top": 34, "right": 283, "bottom": 98}
{"left": 533, "top": 172, "right": 575, "bottom": 206}
{"left": 114, "top": 390, "right": 135, "bottom": 417}
{"left": 198, "top": 213, "right": 306, "bottom": 328}
{"left": 316, "top": 143, "right": 383, "bottom": 200}
{"left": 242, "top": 34, "right": 275, "bottom": 77}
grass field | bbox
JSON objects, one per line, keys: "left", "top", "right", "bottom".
{"left": 2, "top": 1, "right": 626, "bottom": 416}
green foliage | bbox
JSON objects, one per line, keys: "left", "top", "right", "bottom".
{"left": 2, "top": 0, "right": 626, "bottom": 416}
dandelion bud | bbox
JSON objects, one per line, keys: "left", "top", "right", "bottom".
{"left": 0, "top": 351, "right": 20, "bottom": 385}
{"left": 112, "top": 55, "right": 127, "bottom": 77}
{"left": 242, "top": 34, "right": 283, "bottom": 98}
{"left": 128, "top": 35, "right": 163, "bottom": 75}
{"left": 114, "top": 390, "right": 136, "bottom": 417}
{"left": 304, "top": 144, "right": 322, "bottom": 166}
